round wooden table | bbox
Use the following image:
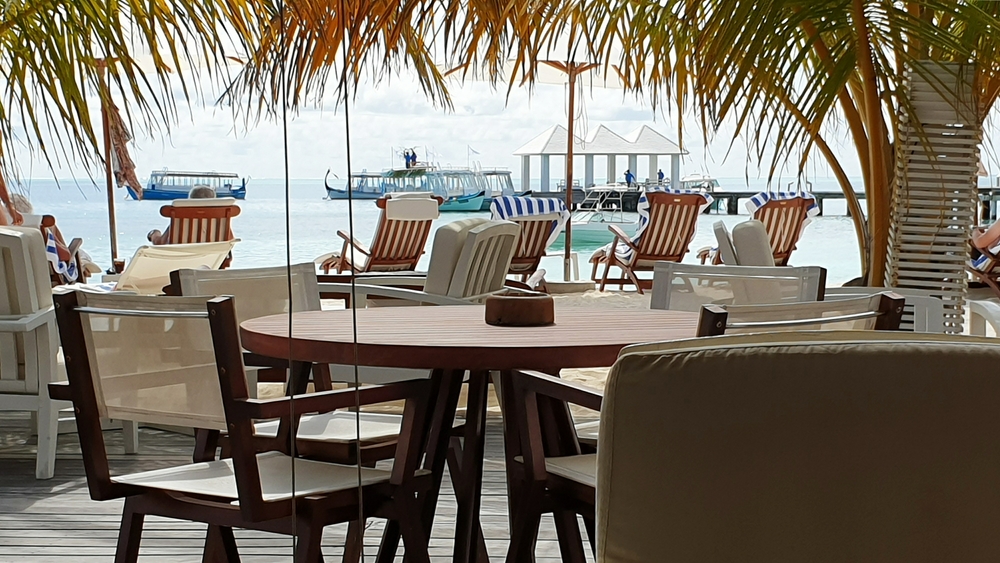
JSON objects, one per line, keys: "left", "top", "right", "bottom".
{"left": 240, "top": 305, "right": 700, "bottom": 370}
{"left": 240, "top": 305, "right": 699, "bottom": 563}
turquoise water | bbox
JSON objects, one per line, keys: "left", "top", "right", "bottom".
{"left": 18, "top": 177, "right": 866, "bottom": 285}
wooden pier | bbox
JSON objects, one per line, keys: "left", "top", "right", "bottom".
{"left": 532, "top": 186, "right": 1000, "bottom": 221}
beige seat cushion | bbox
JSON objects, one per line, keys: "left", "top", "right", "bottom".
{"left": 113, "top": 451, "right": 390, "bottom": 502}
{"left": 253, "top": 411, "right": 402, "bottom": 444}
{"left": 546, "top": 454, "right": 597, "bottom": 488}
{"left": 731, "top": 219, "right": 775, "bottom": 266}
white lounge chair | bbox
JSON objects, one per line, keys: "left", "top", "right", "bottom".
{"left": 695, "top": 293, "right": 905, "bottom": 336}
{"left": 825, "top": 287, "right": 946, "bottom": 333}
{"left": 0, "top": 227, "right": 65, "bottom": 478}
{"left": 650, "top": 262, "right": 827, "bottom": 312}
{"left": 321, "top": 218, "right": 521, "bottom": 306}
{"left": 114, "top": 240, "right": 238, "bottom": 295}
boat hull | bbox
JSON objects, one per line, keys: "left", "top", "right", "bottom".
{"left": 325, "top": 188, "right": 386, "bottom": 200}
{"left": 440, "top": 193, "right": 487, "bottom": 212}
{"left": 128, "top": 186, "right": 247, "bottom": 200}
{"left": 551, "top": 220, "right": 639, "bottom": 249}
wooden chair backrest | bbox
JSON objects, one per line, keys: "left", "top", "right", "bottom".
{"left": 753, "top": 196, "right": 813, "bottom": 265}
{"left": 159, "top": 198, "right": 240, "bottom": 244}
{"left": 634, "top": 192, "right": 706, "bottom": 261}
{"left": 447, "top": 221, "right": 520, "bottom": 300}
{"left": 364, "top": 195, "right": 442, "bottom": 272}
{"left": 697, "top": 292, "right": 904, "bottom": 336}
{"left": 0, "top": 227, "right": 52, "bottom": 394}
{"left": 509, "top": 213, "right": 561, "bottom": 274}
{"left": 600, "top": 333, "right": 1000, "bottom": 563}
{"left": 171, "top": 263, "right": 320, "bottom": 324}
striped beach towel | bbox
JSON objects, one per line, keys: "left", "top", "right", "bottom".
{"left": 490, "top": 196, "right": 570, "bottom": 249}
{"left": 609, "top": 188, "right": 714, "bottom": 264}
{"left": 745, "top": 191, "right": 820, "bottom": 222}
{"left": 44, "top": 231, "right": 78, "bottom": 283}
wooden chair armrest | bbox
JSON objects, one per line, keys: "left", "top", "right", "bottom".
{"left": 608, "top": 224, "right": 639, "bottom": 252}
{"left": 235, "top": 379, "right": 431, "bottom": 420}
{"left": 512, "top": 369, "right": 603, "bottom": 412}
{"left": 48, "top": 381, "right": 72, "bottom": 402}
{"left": 337, "top": 230, "right": 371, "bottom": 256}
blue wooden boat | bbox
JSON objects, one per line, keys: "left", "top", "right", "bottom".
{"left": 131, "top": 170, "right": 247, "bottom": 200}
{"left": 440, "top": 191, "right": 487, "bottom": 212}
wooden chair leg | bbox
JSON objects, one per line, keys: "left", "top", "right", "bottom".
{"left": 552, "top": 509, "right": 587, "bottom": 563}
{"left": 375, "top": 523, "right": 400, "bottom": 563}
{"left": 582, "top": 516, "right": 596, "bottom": 557}
{"left": 35, "top": 397, "right": 59, "bottom": 479}
{"left": 599, "top": 258, "right": 612, "bottom": 292}
{"left": 624, "top": 266, "right": 644, "bottom": 295}
{"left": 114, "top": 497, "right": 145, "bottom": 563}
{"left": 343, "top": 519, "right": 364, "bottom": 563}
{"left": 294, "top": 520, "right": 325, "bottom": 563}
{"left": 504, "top": 485, "right": 544, "bottom": 563}
{"left": 122, "top": 420, "right": 139, "bottom": 454}
{"left": 312, "top": 363, "right": 334, "bottom": 392}
{"left": 397, "top": 498, "right": 432, "bottom": 563}
{"left": 203, "top": 525, "right": 241, "bottom": 563}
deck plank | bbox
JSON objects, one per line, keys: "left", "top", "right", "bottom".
{"left": 0, "top": 412, "right": 594, "bottom": 562}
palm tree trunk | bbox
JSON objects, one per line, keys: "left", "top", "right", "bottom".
{"left": 852, "top": 0, "right": 892, "bottom": 285}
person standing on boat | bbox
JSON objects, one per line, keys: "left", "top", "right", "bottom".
{"left": 657, "top": 169, "right": 665, "bottom": 184}
{"left": 625, "top": 169, "right": 635, "bottom": 187}
{"left": 403, "top": 150, "right": 412, "bottom": 169}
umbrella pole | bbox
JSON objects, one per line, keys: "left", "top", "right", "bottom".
{"left": 99, "top": 64, "right": 118, "bottom": 262}
{"left": 564, "top": 65, "right": 576, "bottom": 281}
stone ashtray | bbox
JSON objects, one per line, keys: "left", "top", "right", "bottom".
{"left": 485, "top": 290, "right": 555, "bottom": 327}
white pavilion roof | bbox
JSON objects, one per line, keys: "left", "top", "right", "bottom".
{"left": 513, "top": 124, "right": 687, "bottom": 156}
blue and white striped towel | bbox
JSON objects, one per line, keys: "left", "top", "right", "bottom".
{"left": 490, "top": 196, "right": 570, "bottom": 249}
{"left": 44, "top": 231, "right": 78, "bottom": 283}
{"left": 745, "top": 191, "right": 820, "bottom": 220}
{"left": 607, "top": 188, "right": 714, "bottom": 264}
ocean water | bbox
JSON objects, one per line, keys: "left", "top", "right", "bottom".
{"left": 17, "top": 177, "right": 867, "bottom": 285}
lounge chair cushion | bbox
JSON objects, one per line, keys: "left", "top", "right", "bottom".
{"left": 424, "top": 218, "right": 491, "bottom": 296}
{"left": 171, "top": 197, "right": 238, "bottom": 208}
{"left": 384, "top": 197, "right": 440, "bottom": 221}
{"left": 598, "top": 333, "right": 1000, "bottom": 563}
{"left": 731, "top": 220, "right": 775, "bottom": 267}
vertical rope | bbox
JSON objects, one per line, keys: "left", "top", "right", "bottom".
{"left": 339, "top": 1, "right": 366, "bottom": 558}
{"left": 277, "top": 0, "right": 297, "bottom": 554}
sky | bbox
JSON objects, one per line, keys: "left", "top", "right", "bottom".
{"left": 10, "top": 66, "right": 876, "bottom": 187}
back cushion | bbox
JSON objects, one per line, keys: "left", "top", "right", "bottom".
{"left": 424, "top": 218, "right": 489, "bottom": 296}
{"left": 598, "top": 339, "right": 1000, "bottom": 563}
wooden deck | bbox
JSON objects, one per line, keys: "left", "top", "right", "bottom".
{"left": 0, "top": 412, "right": 595, "bottom": 562}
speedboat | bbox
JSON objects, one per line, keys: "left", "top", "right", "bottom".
{"left": 551, "top": 185, "right": 640, "bottom": 249}
{"left": 136, "top": 170, "right": 247, "bottom": 200}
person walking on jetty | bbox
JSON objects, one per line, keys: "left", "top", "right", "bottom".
{"left": 625, "top": 169, "right": 636, "bottom": 188}
{"left": 657, "top": 168, "right": 665, "bottom": 184}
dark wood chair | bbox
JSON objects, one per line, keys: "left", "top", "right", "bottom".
{"left": 49, "top": 290, "right": 438, "bottom": 563}
{"left": 696, "top": 292, "right": 905, "bottom": 336}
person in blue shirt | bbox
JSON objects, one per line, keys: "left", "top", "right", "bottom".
{"left": 657, "top": 168, "right": 665, "bottom": 183}
{"left": 625, "top": 169, "right": 635, "bottom": 187}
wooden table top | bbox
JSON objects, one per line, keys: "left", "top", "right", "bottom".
{"left": 240, "top": 305, "right": 699, "bottom": 370}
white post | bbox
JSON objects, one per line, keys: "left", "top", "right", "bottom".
{"left": 521, "top": 155, "right": 531, "bottom": 193}
{"left": 585, "top": 155, "right": 595, "bottom": 188}
{"left": 670, "top": 155, "right": 681, "bottom": 191}
{"left": 628, "top": 155, "right": 638, "bottom": 183}
{"left": 541, "top": 155, "right": 551, "bottom": 192}
{"left": 648, "top": 155, "right": 658, "bottom": 184}
{"left": 607, "top": 155, "right": 617, "bottom": 184}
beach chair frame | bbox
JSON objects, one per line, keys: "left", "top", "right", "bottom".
{"left": 752, "top": 195, "right": 814, "bottom": 266}
{"left": 324, "top": 195, "right": 444, "bottom": 274}
{"left": 696, "top": 292, "right": 905, "bottom": 336}
{"left": 591, "top": 191, "right": 707, "bottom": 294}
{"left": 158, "top": 198, "right": 241, "bottom": 245}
